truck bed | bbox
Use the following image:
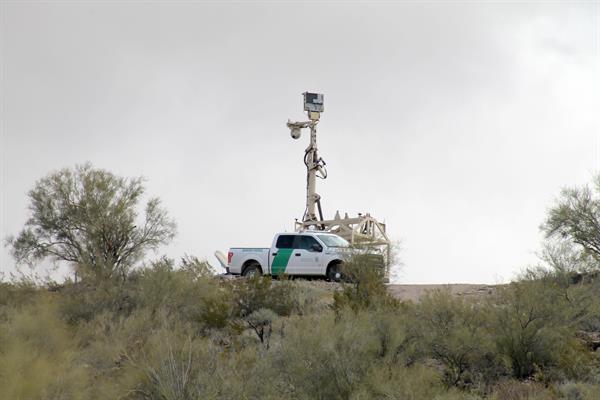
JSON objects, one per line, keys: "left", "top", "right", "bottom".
{"left": 227, "top": 248, "right": 270, "bottom": 275}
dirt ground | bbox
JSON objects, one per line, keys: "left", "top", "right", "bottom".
{"left": 387, "top": 284, "right": 496, "bottom": 302}
{"left": 222, "top": 275, "right": 497, "bottom": 302}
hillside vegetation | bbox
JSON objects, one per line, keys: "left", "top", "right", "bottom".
{"left": 2, "top": 166, "right": 600, "bottom": 399}
{"left": 1, "top": 258, "right": 600, "bottom": 399}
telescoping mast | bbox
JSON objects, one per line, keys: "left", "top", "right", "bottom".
{"left": 286, "top": 92, "right": 392, "bottom": 277}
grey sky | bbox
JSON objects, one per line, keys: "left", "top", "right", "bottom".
{"left": 1, "top": 1, "right": 599, "bottom": 283}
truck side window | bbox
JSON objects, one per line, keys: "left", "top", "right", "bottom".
{"left": 275, "top": 235, "right": 295, "bottom": 249}
{"left": 299, "top": 236, "right": 322, "bottom": 252}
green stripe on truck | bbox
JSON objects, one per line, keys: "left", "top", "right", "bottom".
{"left": 271, "top": 249, "right": 293, "bottom": 275}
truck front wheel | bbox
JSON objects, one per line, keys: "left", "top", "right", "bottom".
{"left": 326, "top": 262, "right": 342, "bottom": 282}
{"left": 242, "top": 262, "right": 262, "bottom": 278}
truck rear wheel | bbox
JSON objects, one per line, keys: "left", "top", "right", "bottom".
{"left": 242, "top": 262, "right": 262, "bottom": 278}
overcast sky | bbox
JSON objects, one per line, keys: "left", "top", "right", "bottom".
{"left": 1, "top": 1, "right": 599, "bottom": 283}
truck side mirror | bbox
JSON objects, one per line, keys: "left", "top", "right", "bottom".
{"left": 311, "top": 243, "right": 323, "bottom": 252}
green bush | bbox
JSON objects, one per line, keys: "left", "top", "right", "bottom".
{"left": 233, "top": 275, "right": 298, "bottom": 317}
{"left": 334, "top": 253, "right": 397, "bottom": 311}
{"left": 0, "top": 279, "right": 42, "bottom": 308}
{"left": 58, "top": 277, "right": 137, "bottom": 324}
{"left": 262, "top": 310, "right": 378, "bottom": 399}
{"left": 558, "top": 382, "right": 600, "bottom": 400}
{"left": 0, "top": 297, "right": 90, "bottom": 399}
{"left": 2, "top": 253, "right": 600, "bottom": 399}
{"left": 352, "top": 364, "right": 448, "bottom": 400}
{"left": 489, "top": 380, "right": 556, "bottom": 400}
{"left": 490, "top": 280, "right": 585, "bottom": 380}
{"left": 416, "top": 289, "right": 503, "bottom": 389}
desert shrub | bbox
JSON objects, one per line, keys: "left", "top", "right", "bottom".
{"left": 415, "top": 289, "right": 504, "bottom": 389}
{"left": 265, "top": 310, "right": 382, "bottom": 399}
{"left": 285, "top": 279, "right": 327, "bottom": 315}
{"left": 3, "top": 248, "right": 600, "bottom": 400}
{"left": 72, "top": 309, "right": 158, "bottom": 399}
{"left": 134, "top": 321, "right": 214, "bottom": 400}
{"left": 131, "top": 257, "right": 183, "bottom": 315}
{"left": 558, "top": 382, "right": 600, "bottom": 400}
{"left": 233, "top": 275, "right": 298, "bottom": 317}
{"left": 58, "top": 255, "right": 220, "bottom": 328}
{"left": 369, "top": 307, "right": 420, "bottom": 364}
{"left": 197, "top": 292, "right": 234, "bottom": 332}
{"left": 489, "top": 280, "right": 586, "bottom": 381}
{"left": 244, "top": 308, "right": 277, "bottom": 348}
{"left": 209, "top": 276, "right": 325, "bottom": 339}
{"left": 0, "top": 297, "right": 90, "bottom": 399}
{"left": 134, "top": 319, "right": 285, "bottom": 400}
{"left": 529, "top": 243, "right": 600, "bottom": 334}
{"left": 352, "top": 363, "right": 448, "bottom": 400}
{"left": 126, "top": 257, "right": 234, "bottom": 334}
{"left": 144, "top": 332, "right": 206, "bottom": 399}
{"left": 179, "top": 254, "right": 215, "bottom": 279}
{"left": 0, "top": 279, "right": 42, "bottom": 309}
{"left": 490, "top": 380, "right": 556, "bottom": 400}
{"left": 433, "top": 392, "right": 484, "bottom": 400}
{"left": 202, "top": 345, "right": 284, "bottom": 400}
{"left": 58, "top": 276, "right": 137, "bottom": 324}
{"left": 334, "top": 253, "right": 397, "bottom": 311}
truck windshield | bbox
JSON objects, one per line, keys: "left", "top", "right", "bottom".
{"left": 317, "top": 235, "right": 349, "bottom": 248}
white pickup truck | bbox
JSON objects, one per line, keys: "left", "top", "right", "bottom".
{"left": 217, "top": 232, "right": 350, "bottom": 281}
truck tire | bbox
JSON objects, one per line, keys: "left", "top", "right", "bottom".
{"left": 326, "top": 261, "right": 342, "bottom": 282}
{"left": 242, "top": 262, "right": 262, "bottom": 278}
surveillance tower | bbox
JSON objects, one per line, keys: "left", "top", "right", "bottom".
{"left": 286, "top": 92, "right": 326, "bottom": 229}
{"left": 286, "top": 92, "right": 393, "bottom": 278}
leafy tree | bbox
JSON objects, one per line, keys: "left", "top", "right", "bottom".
{"left": 6, "top": 164, "right": 176, "bottom": 280}
{"left": 525, "top": 243, "right": 600, "bottom": 345}
{"left": 537, "top": 239, "right": 599, "bottom": 277}
{"left": 542, "top": 175, "right": 600, "bottom": 263}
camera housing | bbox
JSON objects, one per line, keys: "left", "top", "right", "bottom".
{"left": 303, "top": 92, "right": 324, "bottom": 113}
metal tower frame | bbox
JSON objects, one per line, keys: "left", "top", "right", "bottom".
{"left": 287, "top": 92, "right": 393, "bottom": 277}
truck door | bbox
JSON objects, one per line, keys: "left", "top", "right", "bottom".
{"left": 270, "top": 234, "right": 296, "bottom": 275}
{"left": 286, "top": 235, "right": 323, "bottom": 275}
